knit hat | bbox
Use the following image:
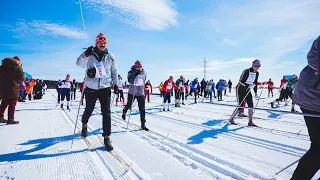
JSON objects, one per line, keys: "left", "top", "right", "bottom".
{"left": 66, "top": 74, "right": 70, "bottom": 78}
{"left": 95, "top": 32, "right": 108, "bottom": 45}
{"left": 13, "top": 56, "right": 20, "bottom": 62}
{"left": 252, "top": 59, "right": 261, "bottom": 67}
{"left": 134, "top": 60, "right": 143, "bottom": 67}
{"left": 292, "top": 74, "right": 298, "bottom": 79}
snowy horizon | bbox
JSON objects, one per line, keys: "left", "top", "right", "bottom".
{"left": 1, "top": 0, "right": 320, "bottom": 86}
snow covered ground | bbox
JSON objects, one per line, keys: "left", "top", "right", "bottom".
{"left": 0, "top": 88, "right": 319, "bottom": 180}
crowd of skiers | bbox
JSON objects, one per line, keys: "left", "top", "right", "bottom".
{"left": 1, "top": 32, "right": 319, "bottom": 179}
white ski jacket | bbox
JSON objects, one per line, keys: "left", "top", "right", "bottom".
{"left": 76, "top": 51, "right": 118, "bottom": 90}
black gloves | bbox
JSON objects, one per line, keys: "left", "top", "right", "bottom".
{"left": 85, "top": 46, "right": 94, "bottom": 56}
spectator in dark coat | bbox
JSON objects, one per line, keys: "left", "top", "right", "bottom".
{"left": 291, "top": 36, "right": 320, "bottom": 180}
{"left": 0, "top": 56, "right": 25, "bottom": 124}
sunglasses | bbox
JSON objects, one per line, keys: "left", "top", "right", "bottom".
{"left": 98, "top": 37, "right": 106, "bottom": 41}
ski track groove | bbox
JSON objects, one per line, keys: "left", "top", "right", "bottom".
{"left": 58, "top": 106, "right": 139, "bottom": 180}
{"left": 146, "top": 112, "right": 306, "bottom": 157}
{"left": 158, "top": 108, "right": 309, "bottom": 141}
{"left": 87, "top": 104, "right": 269, "bottom": 180}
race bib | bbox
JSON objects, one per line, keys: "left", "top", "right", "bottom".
{"left": 135, "top": 75, "right": 144, "bottom": 86}
{"left": 245, "top": 72, "right": 256, "bottom": 85}
{"left": 95, "top": 62, "right": 107, "bottom": 78}
{"left": 167, "top": 82, "right": 173, "bottom": 90}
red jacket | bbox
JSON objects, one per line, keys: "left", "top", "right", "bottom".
{"left": 267, "top": 80, "right": 274, "bottom": 89}
{"left": 162, "top": 80, "right": 178, "bottom": 93}
{"left": 280, "top": 79, "right": 286, "bottom": 88}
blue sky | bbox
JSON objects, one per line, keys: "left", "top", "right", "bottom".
{"left": 1, "top": 0, "right": 320, "bottom": 87}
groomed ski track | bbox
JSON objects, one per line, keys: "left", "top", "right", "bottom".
{"left": 1, "top": 89, "right": 319, "bottom": 179}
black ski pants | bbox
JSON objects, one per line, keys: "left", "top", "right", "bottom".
{"left": 123, "top": 94, "right": 146, "bottom": 125}
{"left": 217, "top": 91, "right": 223, "bottom": 100}
{"left": 236, "top": 85, "right": 253, "bottom": 110}
{"left": 82, "top": 88, "right": 111, "bottom": 137}
{"left": 71, "top": 89, "right": 76, "bottom": 100}
{"left": 292, "top": 108, "right": 320, "bottom": 180}
{"left": 57, "top": 88, "right": 61, "bottom": 103}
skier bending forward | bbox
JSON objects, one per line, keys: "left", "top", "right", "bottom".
{"left": 229, "top": 59, "right": 261, "bottom": 127}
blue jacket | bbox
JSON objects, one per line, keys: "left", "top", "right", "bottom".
{"left": 211, "top": 82, "right": 216, "bottom": 92}
{"left": 217, "top": 80, "right": 227, "bottom": 91}
{"left": 190, "top": 80, "right": 199, "bottom": 91}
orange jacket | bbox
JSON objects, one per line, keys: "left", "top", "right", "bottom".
{"left": 26, "top": 80, "right": 36, "bottom": 94}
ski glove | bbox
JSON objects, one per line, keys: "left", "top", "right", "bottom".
{"left": 113, "top": 85, "right": 119, "bottom": 94}
{"left": 84, "top": 46, "right": 94, "bottom": 56}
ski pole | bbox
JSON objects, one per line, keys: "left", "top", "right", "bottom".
{"left": 275, "top": 159, "right": 300, "bottom": 175}
{"left": 126, "top": 79, "right": 138, "bottom": 132}
{"left": 253, "top": 86, "right": 265, "bottom": 114}
{"left": 71, "top": 78, "right": 86, "bottom": 149}
{"left": 229, "top": 86, "right": 251, "bottom": 121}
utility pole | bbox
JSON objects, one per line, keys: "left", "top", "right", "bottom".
{"left": 201, "top": 57, "right": 208, "bottom": 80}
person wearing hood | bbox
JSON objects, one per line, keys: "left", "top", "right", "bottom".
{"left": 76, "top": 32, "right": 118, "bottom": 151}
{"left": 290, "top": 36, "right": 320, "bottom": 180}
{"left": 122, "top": 60, "right": 149, "bottom": 131}
{"left": 229, "top": 59, "right": 260, "bottom": 127}
{"left": 144, "top": 80, "right": 152, "bottom": 103}
{"left": 162, "top": 76, "right": 178, "bottom": 111}
{"left": 0, "top": 56, "right": 25, "bottom": 124}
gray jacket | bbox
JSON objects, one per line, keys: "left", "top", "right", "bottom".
{"left": 127, "top": 66, "right": 146, "bottom": 96}
{"left": 76, "top": 50, "right": 117, "bottom": 90}
{"left": 292, "top": 36, "right": 320, "bottom": 112}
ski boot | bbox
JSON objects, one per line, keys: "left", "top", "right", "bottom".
{"left": 61, "top": 104, "right": 64, "bottom": 109}
{"left": 162, "top": 108, "right": 166, "bottom": 112}
{"left": 229, "top": 120, "right": 238, "bottom": 125}
{"left": 0, "top": 117, "right": 7, "bottom": 123}
{"left": 271, "top": 102, "right": 274, "bottom": 108}
{"left": 67, "top": 106, "right": 70, "bottom": 110}
{"left": 182, "top": 102, "right": 185, "bottom": 105}
{"left": 104, "top": 136, "right": 114, "bottom": 151}
{"left": 141, "top": 124, "right": 149, "bottom": 131}
{"left": 167, "top": 108, "right": 171, "bottom": 112}
{"left": 175, "top": 103, "right": 178, "bottom": 107}
{"left": 122, "top": 110, "right": 126, "bottom": 121}
{"left": 6, "top": 118, "right": 19, "bottom": 125}
{"left": 248, "top": 122, "right": 258, "bottom": 127}
{"left": 291, "top": 108, "right": 298, "bottom": 113}
{"left": 81, "top": 124, "right": 88, "bottom": 137}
